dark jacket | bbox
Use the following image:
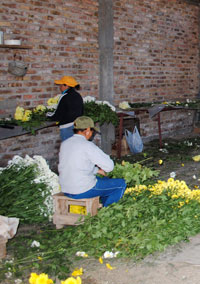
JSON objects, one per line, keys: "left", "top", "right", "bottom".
{"left": 47, "top": 88, "right": 83, "bottom": 126}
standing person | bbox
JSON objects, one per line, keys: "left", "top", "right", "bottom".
{"left": 58, "top": 116, "right": 126, "bottom": 207}
{"left": 47, "top": 76, "right": 83, "bottom": 141}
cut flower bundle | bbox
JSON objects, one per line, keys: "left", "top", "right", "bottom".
{"left": 0, "top": 95, "right": 118, "bottom": 132}
{"left": 0, "top": 155, "right": 60, "bottom": 223}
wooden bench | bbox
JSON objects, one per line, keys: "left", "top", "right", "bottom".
{"left": 53, "top": 192, "right": 101, "bottom": 229}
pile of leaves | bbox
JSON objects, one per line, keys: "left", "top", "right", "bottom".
{"left": 108, "top": 161, "right": 159, "bottom": 186}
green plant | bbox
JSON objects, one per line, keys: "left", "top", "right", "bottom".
{"left": 0, "top": 155, "right": 59, "bottom": 223}
{"left": 108, "top": 161, "right": 159, "bottom": 186}
{"left": 84, "top": 101, "right": 118, "bottom": 126}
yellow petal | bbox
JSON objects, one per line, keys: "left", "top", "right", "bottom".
{"left": 106, "top": 263, "right": 116, "bottom": 270}
{"left": 76, "top": 277, "right": 82, "bottom": 284}
{"left": 193, "top": 155, "right": 200, "bottom": 162}
{"left": 71, "top": 268, "right": 83, "bottom": 277}
{"left": 99, "top": 257, "right": 103, "bottom": 264}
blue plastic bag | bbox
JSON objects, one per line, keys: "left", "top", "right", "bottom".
{"left": 125, "top": 126, "right": 143, "bottom": 154}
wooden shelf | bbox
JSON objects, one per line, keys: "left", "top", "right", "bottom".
{"left": 0, "top": 44, "right": 32, "bottom": 49}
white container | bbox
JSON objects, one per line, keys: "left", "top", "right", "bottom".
{"left": 4, "top": 39, "right": 21, "bottom": 45}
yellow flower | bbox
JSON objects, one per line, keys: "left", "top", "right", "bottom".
{"left": 71, "top": 268, "right": 83, "bottom": 277}
{"left": 158, "top": 159, "right": 163, "bottom": 165}
{"left": 162, "top": 101, "right": 168, "bottom": 104}
{"left": 34, "top": 104, "right": 46, "bottom": 112}
{"left": 121, "top": 160, "right": 125, "bottom": 166}
{"left": 181, "top": 163, "right": 184, "bottom": 167}
{"left": 14, "top": 106, "right": 24, "bottom": 120}
{"left": 99, "top": 257, "right": 103, "bottom": 264}
{"left": 61, "top": 277, "right": 81, "bottom": 284}
{"left": 22, "top": 110, "right": 32, "bottom": 122}
{"left": 193, "top": 155, "right": 200, "bottom": 162}
{"left": 178, "top": 201, "right": 185, "bottom": 208}
{"left": 106, "top": 263, "right": 116, "bottom": 270}
{"left": 29, "top": 273, "right": 38, "bottom": 284}
{"left": 47, "top": 95, "right": 61, "bottom": 106}
{"left": 35, "top": 273, "right": 53, "bottom": 284}
{"left": 176, "top": 101, "right": 180, "bottom": 104}
{"left": 38, "top": 256, "right": 43, "bottom": 261}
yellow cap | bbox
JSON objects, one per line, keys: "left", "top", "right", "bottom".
{"left": 54, "top": 76, "right": 79, "bottom": 87}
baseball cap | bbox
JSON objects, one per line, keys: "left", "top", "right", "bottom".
{"left": 74, "top": 116, "right": 100, "bottom": 132}
{"left": 54, "top": 76, "right": 79, "bottom": 87}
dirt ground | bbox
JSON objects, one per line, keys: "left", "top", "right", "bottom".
{"left": 71, "top": 132, "right": 200, "bottom": 284}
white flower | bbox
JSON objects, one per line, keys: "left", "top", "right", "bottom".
{"left": 119, "top": 101, "right": 131, "bottom": 110}
{"left": 31, "top": 240, "right": 40, "bottom": 248}
{"left": 5, "top": 272, "right": 12, "bottom": 279}
{"left": 102, "top": 100, "right": 116, "bottom": 112}
{"left": 184, "top": 141, "right": 193, "bottom": 147}
{"left": 83, "top": 96, "right": 96, "bottom": 103}
{"left": 159, "top": 148, "right": 168, "bottom": 154}
{"left": 170, "top": 172, "right": 176, "bottom": 178}
{"left": 3, "top": 154, "right": 60, "bottom": 220}
{"left": 103, "top": 250, "right": 119, "bottom": 258}
{"left": 75, "top": 251, "right": 88, "bottom": 257}
{"left": 15, "top": 279, "right": 22, "bottom": 284}
{"left": 193, "top": 175, "right": 197, "bottom": 180}
{"left": 96, "top": 100, "right": 116, "bottom": 112}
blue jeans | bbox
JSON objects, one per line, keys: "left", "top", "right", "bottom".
{"left": 60, "top": 125, "right": 74, "bottom": 141}
{"left": 64, "top": 177, "right": 126, "bottom": 207}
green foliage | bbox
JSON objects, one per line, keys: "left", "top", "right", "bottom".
{"left": 84, "top": 101, "right": 119, "bottom": 126}
{"left": 2, "top": 184, "right": 200, "bottom": 281}
{"left": 0, "top": 110, "right": 50, "bottom": 134}
{"left": 108, "top": 161, "right": 159, "bottom": 186}
{"left": 1, "top": 225, "right": 73, "bottom": 282}
{"left": 67, "top": 190, "right": 200, "bottom": 259}
{"left": 15, "top": 110, "right": 50, "bottom": 133}
{"left": 0, "top": 164, "right": 50, "bottom": 223}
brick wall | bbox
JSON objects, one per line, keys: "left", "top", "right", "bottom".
{"left": 0, "top": 0, "right": 99, "bottom": 117}
{"left": 113, "top": 0, "right": 199, "bottom": 139}
{"left": 0, "top": 125, "right": 60, "bottom": 170}
{"left": 113, "top": 0, "right": 199, "bottom": 104}
{"left": 0, "top": 0, "right": 199, "bottom": 167}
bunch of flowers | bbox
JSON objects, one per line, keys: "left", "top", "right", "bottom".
{"left": 14, "top": 105, "right": 47, "bottom": 122}
{"left": 83, "top": 96, "right": 118, "bottom": 126}
{"left": 119, "top": 99, "right": 200, "bottom": 110}
{"left": 47, "top": 94, "right": 61, "bottom": 109}
{"left": 2, "top": 93, "right": 119, "bottom": 133}
{"left": 0, "top": 155, "right": 60, "bottom": 223}
{"left": 125, "top": 178, "right": 200, "bottom": 206}
{"left": 118, "top": 101, "right": 131, "bottom": 110}
{"left": 29, "top": 273, "right": 81, "bottom": 284}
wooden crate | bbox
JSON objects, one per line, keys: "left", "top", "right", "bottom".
{"left": 0, "top": 236, "right": 7, "bottom": 259}
{"left": 53, "top": 193, "right": 101, "bottom": 229}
